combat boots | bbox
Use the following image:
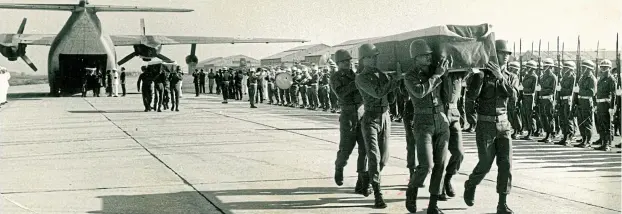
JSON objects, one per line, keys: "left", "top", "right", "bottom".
{"left": 538, "top": 133, "right": 552, "bottom": 143}
{"left": 595, "top": 140, "right": 611, "bottom": 151}
{"left": 372, "top": 183, "right": 387, "bottom": 209}
{"left": 405, "top": 185, "right": 417, "bottom": 212}
{"left": 497, "top": 194, "right": 513, "bottom": 214}
{"left": 463, "top": 180, "right": 476, "bottom": 207}
{"left": 334, "top": 169, "right": 343, "bottom": 186}
{"left": 444, "top": 174, "right": 456, "bottom": 197}
{"left": 521, "top": 131, "right": 532, "bottom": 140}
{"left": 354, "top": 173, "right": 372, "bottom": 197}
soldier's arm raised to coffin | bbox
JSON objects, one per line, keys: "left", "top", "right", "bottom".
{"left": 403, "top": 72, "right": 443, "bottom": 99}
{"left": 465, "top": 69, "right": 484, "bottom": 101}
{"left": 355, "top": 73, "right": 398, "bottom": 99}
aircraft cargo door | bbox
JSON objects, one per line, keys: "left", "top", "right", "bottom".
{"left": 59, "top": 54, "right": 107, "bottom": 94}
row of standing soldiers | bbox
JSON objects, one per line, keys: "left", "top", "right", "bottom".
{"left": 81, "top": 68, "right": 126, "bottom": 97}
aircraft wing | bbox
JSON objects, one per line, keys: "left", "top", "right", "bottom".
{"left": 110, "top": 35, "right": 308, "bottom": 46}
{"left": 0, "top": 34, "right": 56, "bottom": 46}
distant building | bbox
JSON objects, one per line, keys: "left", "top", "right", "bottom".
{"left": 197, "top": 55, "right": 259, "bottom": 71}
{"left": 261, "top": 44, "right": 330, "bottom": 67}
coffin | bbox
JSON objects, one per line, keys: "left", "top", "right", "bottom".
{"left": 370, "top": 23, "right": 498, "bottom": 72}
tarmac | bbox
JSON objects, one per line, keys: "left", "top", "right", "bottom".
{"left": 1, "top": 78, "right": 620, "bottom": 214}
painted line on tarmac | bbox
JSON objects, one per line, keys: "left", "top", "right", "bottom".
{"left": 83, "top": 99, "right": 228, "bottom": 214}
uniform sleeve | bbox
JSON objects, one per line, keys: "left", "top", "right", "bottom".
{"left": 540, "top": 75, "right": 557, "bottom": 96}
{"left": 466, "top": 72, "right": 484, "bottom": 101}
{"left": 587, "top": 77, "right": 597, "bottom": 97}
{"left": 355, "top": 73, "right": 398, "bottom": 99}
{"left": 137, "top": 74, "right": 143, "bottom": 89}
{"left": 610, "top": 77, "right": 617, "bottom": 109}
{"left": 330, "top": 73, "right": 358, "bottom": 101}
{"left": 404, "top": 73, "right": 443, "bottom": 98}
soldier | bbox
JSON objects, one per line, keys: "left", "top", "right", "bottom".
{"left": 355, "top": 43, "right": 402, "bottom": 209}
{"left": 330, "top": 49, "right": 371, "bottom": 197}
{"left": 594, "top": 59, "right": 617, "bottom": 151}
{"left": 153, "top": 67, "right": 170, "bottom": 112}
{"left": 507, "top": 62, "right": 522, "bottom": 139}
{"left": 308, "top": 67, "right": 321, "bottom": 110}
{"left": 257, "top": 68, "right": 265, "bottom": 104}
{"left": 463, "top": 71, "right": 477, "bottom": 132}
{"left": 521, "top": 61, "right": 539, "bottom": 140}
{"left": 199, "top": 69, "right": 206, "bottom": 94}
{"left": 169, "top": 65, "right": 183, "bottom": 112}
{"left": 215, "top": 69, "right": 222, "bottom": 95}
{"left": 208, "top": 69, "right": 216, "bottom": 94}
{"left": 555, "top": 61, "right": 577, "bottom": 146}
{"left": 137, "top": 66, "right": 153, "bottom": 112}
{"left": 267, "top": 69, "right": 277, "bottom": 105}
{"left": 329, "top": 62, "right": 341, "bottom": 113}
{"left": 221, "top": 69, "right": 231, "bottom": 104}
{"left": 463, "top": 40, "right": 515, "bottom": 214}
{"left": 290, "top": 69, "right": 301, "bottom": 107}
{"left": 106, "top": 70, "right": 113, "bottom": 97}
{"left": 403, "top": 39, "right": 450, "bottom": 214}
{"left": 248, "top": 68, "right": 259, "bottom": 108}
{"left": 319, "top": 68, "right": 331, "bottom": 111}
{"left": 299, "top": 68, "right": 309, "bottom": 108}
{"left": 192, "top": 69, "right": 200, "bottom": 97}
{"left": 278, "top": 68, "right": 290, "bottom": 106}
{"left": 536, "top": 58, "right": 558, "bottom": 143}
{"left": 235, "top": 70, "right": 244, "bottom": 100}
{"left": 120, "top": 67, "right": 127, "bottom": 97}
{"left": 574, "top": 60, "right": 597, "bottom": 148}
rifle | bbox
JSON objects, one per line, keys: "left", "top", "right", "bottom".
{"left": 596, "top": 41, "right": 600, "bottom": 78}
{"left": 520, "top": 39, "right": 524, "bottom": 83}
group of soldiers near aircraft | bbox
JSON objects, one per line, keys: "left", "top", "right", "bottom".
{"left": 136, "top": 64, "right": 184, "bottom": 112}
{"left": 81, "top": 68, "right": 127, "bottom": 98}
{"left": 213, "top": 39, "right": 619, "bottom": 214}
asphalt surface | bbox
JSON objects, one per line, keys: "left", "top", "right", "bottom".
{"left": 1, "top": 79, "right": 620, "bottom": 214}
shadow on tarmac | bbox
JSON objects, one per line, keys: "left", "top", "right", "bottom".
{"left": 7, "top": 92, "right": 50, "bottom": 99}
{"left": 68, "top": 110, "right": 147, "bottom": 114}
{"left": 86, "top": 186, "right": 455, "bottom": 213}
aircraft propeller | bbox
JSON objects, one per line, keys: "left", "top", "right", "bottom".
{"left": 0, "top": 18, "right": 38, "bottom": 71}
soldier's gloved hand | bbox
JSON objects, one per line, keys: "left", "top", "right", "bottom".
{"left": 434, "top": 57, "right": 450, "bottom": 76}
{"left": 485, "top": 61, "right": 503, "bottom": 79}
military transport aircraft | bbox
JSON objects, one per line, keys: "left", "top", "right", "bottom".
{"left": 0, "top": 0, "right": 308, "bottom": 95}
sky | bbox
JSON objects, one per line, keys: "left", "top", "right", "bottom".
{"left": 0, "top": 0, "right": 620, "bottom": 75}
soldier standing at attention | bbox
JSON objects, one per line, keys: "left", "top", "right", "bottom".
{"left": 536, "top": 58, "right": 558, "bottom": 143}
{"left": 521, "top": 61, "right": 539, "bottom": 140}
{"left": 169, "top": 65, "right": 183, "bottom": 112}
{"left": 330, "top": 49, "right": 371, "bottom": 197}
{"left": 319, "top": 68, "right": 331, "bottom": 111}
{"left": 120, "top": 67, "right": 127, "bottom": 97}
{"left": 215, "top": 69, "right": 222, "bottom": 95}
{"left": 221, "top": 69, "right": 231, "bottom": 104}
{"left": 199, "top": 69, "right": 206, "bottom": 94}
{"left": 235, "top": 70, "right": 244, "bottom": 100}
{"left": 208, "top": 69, "right": 216, "bottom": 94}
{"left": 192, "top": 69, "right": 200, "bottom": 97}
{"left": 506, "top": 62, "right": 522, "bottom": 139}
{"left": 403, "top": 39, "right": 450, "bottom": 214}
{"left": 137, "top": 66, "right": 153, "bottom": 112}
{"left": 574, "top": 60, "right": 597, "bottom": 148}
{"left": 594, "top": 59, "right": 617, "bottom": 151}
{"left": 308, "top": 67, "right": 321, "bottom": 110}
{"left": 463, "top": 40, "right": 515, "bottom": 214}
{"left": 355, "top": 43, "right": 403, "bottom": 209}
{"left": 257, "top": 68, "right": 265, "bottom": 104}
{"left": 247, "top": 68, "right": 259, "bottom": 108}
{"left": 555, "top": 61, "right": 577, "bottom": 146}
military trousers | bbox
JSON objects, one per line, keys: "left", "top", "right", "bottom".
{"left": 559, "top": 99, "right": 575, "bottom": 136}
{"left": 256, "top": 84, "right": 264, "bottom": 103}
{"left": 279, "top": 88, "right": 290, "bottom": 104}
{"left": 457, "top": 93, "right": 466, "bottom": 127}
{"left": 361, "top": 110, "right": 391, "bottom": 184}
{"left": 446, "top": 108, "right": 464, "bottom": 176}
{"left": 208, "top": 79, "right": 215, "bottom": 93}
{"left": 248, "top": 84, "right": 257, "bottom": 106}
{"left": 403, "top": 102, "right": 417, "bottom": 170}
{"left": 521, "top": 95, "right": 535, "bottom": 133}
{"left": 170, "top": 82, "right": 181, "bottom": 110}
{"left": 330, "top": 88, "right": 339, "bottom": 110}
{"left": 538, "top": 97, "right": 555, "bottom": 133}
{"left": 467, "top": 115, "right": 512, "bottom": 194}
{"left": 290, "top": 86, "right": 299, "bottom": 105}
{"left": 221, "top": 82, "right": 230, "bottom": 101}
{"left": 141, "top": 85, "right": 153, "bottom": 111}
{"left": 308, "top": 84, "right": 319, "bottom": 108}
{"left": 194, "top": 82, "right": 200, "bottom": 96}
{"left": 319, "top": 85, "right": 331, "bottom": 110}
{"left": 465, "top": 98, "right": 478, "bottom": 128}
{"left": 154, "top": 83, "right": 166, "bottom": 111}
{"left": 595, "top": 102, "right": 613, "bottom": 142}
{"left": 508, "top": 102, "right": 522, "bottom": 133}
{"left": 235, "top": 84, "right": 243, "bottom": 100}
{"left": 577, "top": 99, "right": 594, "bottom": 141}
{"left": 408, "top": 109, "right": 449, "bottom": 195}
{"left": 335, "top": 104, "right": 368, "bottom": 173}
{"left": 299, "top": 86, "right": 308, "bottom": 106}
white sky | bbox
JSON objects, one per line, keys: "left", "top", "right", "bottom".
{"left": 0, "top": 0, "right": 620, "bottom": 75}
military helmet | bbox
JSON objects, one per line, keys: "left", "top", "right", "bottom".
{"left": 526, "top": 60, "right": 538, "bottom": 69}
{"left": 358, "top": 43, "right": 379, "bottom": 59}
{"left": 409, "top": 39, "right": 432, "bottom": 58}
{"left": 581, "top": 60, "right": 595, "bottom": 70}
{"left": 542, "top": 58, "right": 555, "bottom": 67}
{"left": 562, "top": 61, "right": 576, "bottom": 70}
{"left": 508, "top": 61, "right": 520, "bottom": 69}
{"left": 599, "top": 59, "right": 613, "bottom": 67}
{"left": 495, "top": 40, "right": 512, "bottom": 54}
{"left": 335, "top": 49, "right": 352, "bottom": 62}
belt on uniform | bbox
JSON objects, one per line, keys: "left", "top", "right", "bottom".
{"left": 523, "top": 92, "right": 534, "bottom": 96}
{"left": 413, "top": 105, "right": 445, "bottom": 114}
{"left": 560, "top": 96, "right": 572, "bottom": 100}
{"left": 596, "top": 98, "right": 611, "bottom": 103}
{"left": 578, "top": 96, "right": 592, "bottom": 99}
{"left": 448, "top": 103, "right": 459, "bottom": 109}
{"left": 249, "top": 83, "right": 257, "bottom": 85}
{"left": 478, "top": 114, "right": 508, "bottom": 122}
{"left": 539, "top": 95, "right": 553, "bottom": 99}
{"left": 309, "top": 83, "right": 318, "bottom": 85}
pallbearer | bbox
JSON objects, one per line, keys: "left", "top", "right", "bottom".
{"left": 137, "top": 66, "right": 154, "bottom": 112}
{"left": 594, "top": 59, "right": 617, "bottom": 151}
{"left": 555, "top": 61, "right": 577, "bottom": 146}
{"left": 355, "top": 43, "right": 403, "bottom": 209}
{"left": 330, "top": 49, "right": 371, "bottom": 197}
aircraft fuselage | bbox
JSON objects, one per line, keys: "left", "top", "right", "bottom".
{"left": 48, "top": 7, "right": 117, "bottom": 94}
